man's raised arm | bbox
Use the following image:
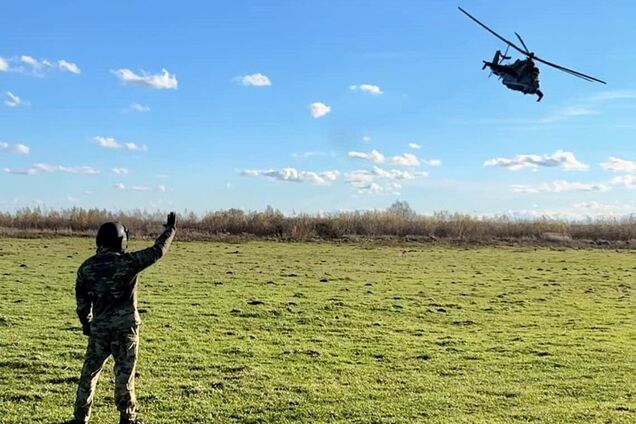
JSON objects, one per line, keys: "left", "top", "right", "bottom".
{"left": 129, "top": 212, "right": 177, "bottom": 272}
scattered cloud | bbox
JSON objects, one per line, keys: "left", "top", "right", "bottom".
{"left": 3, "top": 168, "right": 36, "bottom": 175}
{"left": 126, "top": 103, "right": 151, "bottom": 113}
{"left": 611, "top": 174, "right": 636, "bottom": 189}
{"left": 57, "top": 60, "right": 81, "bottom": 74}
{"left": 484, "top": 150, "right": 588, "bottom": 171}
{"left": 540, "top": 106, "right": 600, "bottom": 124}
{"left": 346, "top": 167, "right": 427, "bottom": 185}
{"left": 3, "top": 55, "right": 81, "bottom": 75}
{"left": 349, "top": 84, "right": 383, "bottom": 95}
{"left": 362, "top": 136, "right": 371, "bottom": 143}
{"left": 349, "top": 149, "right": 385, "bottom": 164}
{"left": 423, "top": 159, "right": 442, "bottom": 166}
{"left": 600, "top": 157, "right": 636, "bottom": 173}
{"left": 114, "top": 183, "right": 166, "bottom": 192}
{"left": 348, "top": 149, "right": 436, "bottom": 168}
{"left": 67, "top": 196, "right": 79, "bottom": 203}
{"left": 345, "top": 166, "right": 427, "bottom": 195}
{"left": 4, "top": 91, "right": 27, "bottom": 107}
{"left": 241, "top": 168, "right": 339, "bottom": 186}
{"left": 94, "top": 136, "right": 148, "bottom": 152}
{"left": 112, "top": 68, "right": 178, "bottom": 90}
{"left": 237, "top": 73, "right": 272, "bottom": 87}
{"left": 511, "top": 180, "right": 611, "bottom": 193}
{"left": 32, "top": 163, "right": 99, "bottom": 175}
{"left": 355, "top": 182, "right": 401, "bottom": 195}
{"left": 112, "top": 167, "right": 129, "bottom": 175}
{"left": 4, "top": 92, "right": 21, "bottom": 107}
{"left": 20, "top": 55, "right": 39, "bottom": 67}
{"left": 0, "top": 141, "right": 29, "bottom": 154}
{"left": 501, "top": 201, "right": 636, "bottom": 221}
{"left": 4, "top": 163, "right": 99, "bottom": 175}
{"left": 408, "top": 143, "right": 421, "bottom": 149}
{"left": 309, "top": 102, "right": 331, "bottom": 118}
{"left": 292, "top": 151, "right": 327, "bottom": 159}
{"left": 588, "top": 90, "right": 636, "bottom": 102}
{"left": 390, "top": 153, "right": 420, "bottom": 167}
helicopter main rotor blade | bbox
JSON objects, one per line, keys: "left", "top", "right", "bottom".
{"left": 458, "top": 7, "right": 528, "bottom": 56}
{"left": 514, "top": 32, "right": 531, "bottom": 54}
{"left": 533, "top": 56, "right": 607, "bottom": 84}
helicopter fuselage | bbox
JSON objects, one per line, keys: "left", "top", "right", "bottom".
{"left": 483, "top": 56, "right": 543, "bottom": 101}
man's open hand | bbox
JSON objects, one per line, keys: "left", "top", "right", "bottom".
{"left": 166, "top": 212, "right": 176, "bottom": 228}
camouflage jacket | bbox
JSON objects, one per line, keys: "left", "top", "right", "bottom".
{"left": 75, "top": 226, "right": 176, "bottom": 330}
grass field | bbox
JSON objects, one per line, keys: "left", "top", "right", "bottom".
{"left": 0, "top": 238, "right": 634, "bottom": 423}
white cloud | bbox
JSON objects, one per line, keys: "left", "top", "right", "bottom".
{"left": 10, "top": 55, "right": 80, "bottom": 75}
{"left": 600, "top": 157, "right": 636, "bottom": 173}
{"left": 127, "top": 103, "right": 150, "bottom": 113}
{"left": 348, "top": 149, "right": 428, "bottom": 168}
{"left": 292, "top": 151, "right": 327, "bottom": 159}
{"left": 4, "top": 163, "right": 99, "bottom": 175}
{"left": 389, "top": 153, "right": 420, "bottom": 167}
{"left": 112, "top": 167, "right": 129, "bottom": 175}
{"left": 114, "top": 183, "right": 126, "bottom": 190}
{"left": 112, "top": 68, "right": 178, "bottom": 90}
{"left": 588, "top": 90, "right": 636, "bottom": 102}
{"left": 484, "top": 150, "right": 588, "bottom": 171}
{"left": 501, "top": 201, "right": 636, "bottom": 221}
{"left": 0, "top": 141, "right": 29, "bottom": 154}
{"left": 20, "top": 55, "right": 41, "bottom": 69}
{"left": 131, "top": 186, "right": 152, "bottom": 192}
{"left": 4, "top": 91, "right": 26, "bottom": 107}
{"left": 345, "top": 167, "right": 427, "bottom": 195}
{"left": 241, "top": 168, "right": 339, "bottom": 186}
{"left": 238, "top": 73, "right": 272, "bottom": 87}
{"left": 349, "top": 149, "right": 385, "bottom": 164}
{"left": 355, "top": 182, "right": 401, "bottom": 195}
{"left": 408, "top": 143, "right": 421, "bottom": 149}
{"left": 32, "top": 163, "right": 100, "bottom": 175}
{"left": 309, "top": 102, "right": 331, "bottom": 118}
{"left": 349, "top": 84, "right": 383, "bottom": 95}
{"left": 94, "top": 136, "right": 148, "bottom": 152}
{"left": 157, "top": 185, "right": 167, "bottom": 193}
{"left": 362, "top": 136, "right": 371, "bottom": 143}
{"left": 540, "top": 106, "right": 599, "bottom": 124}
{"left": 423, "top": 159, "right": 442, "bottom": 166}
{"left": 347, "top": 166, "right": 427, "bottom": 183}
{"left": 57, "top": 60, "right": 80, "bottom": 74}
{"left": 0, "top": 57, "right": 8, "bottom": 72}
{"left": 3, "top": 167, "right": 37, "bottom": 175}
{"left": 511, "top": 180, "right": 611, "bottom": 193}
{"left": 67, "top": 196, "right": 79, "bottom": 203}
{"left": 612, "top": 174, "right": 636, "bottom": 189}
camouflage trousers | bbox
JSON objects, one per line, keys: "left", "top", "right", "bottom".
{"left": 73, "top": 325, "right": 139, "bottom": 423}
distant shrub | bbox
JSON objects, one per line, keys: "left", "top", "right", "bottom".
{"left": 0, "top": 206, "right": 634, "bottom": 244}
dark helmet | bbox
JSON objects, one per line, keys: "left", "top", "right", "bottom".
{"left": 96, "top": 222, "right": 128, "bottom": 252}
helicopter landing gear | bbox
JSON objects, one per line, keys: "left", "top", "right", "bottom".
{"left": 536, "top": 90, "right": 544, "bottom": 102}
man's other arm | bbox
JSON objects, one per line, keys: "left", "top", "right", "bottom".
{"left": 75, "top": 270, "right": 92, "bottom": 334}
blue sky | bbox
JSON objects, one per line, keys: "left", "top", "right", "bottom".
{"left": 1, "top": 0, "right": 634, "bottom": 218}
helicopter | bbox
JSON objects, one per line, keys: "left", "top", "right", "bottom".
{"left": 458, "top": 7, "right": 606, "bottom": 101}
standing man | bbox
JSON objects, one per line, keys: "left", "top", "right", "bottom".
{"left": 69, "top": 212, "right": 177, "bottom": 424}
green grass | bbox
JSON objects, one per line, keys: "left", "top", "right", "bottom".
{"left": 0, "top": 238, "right": 634, "bottom": 423}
